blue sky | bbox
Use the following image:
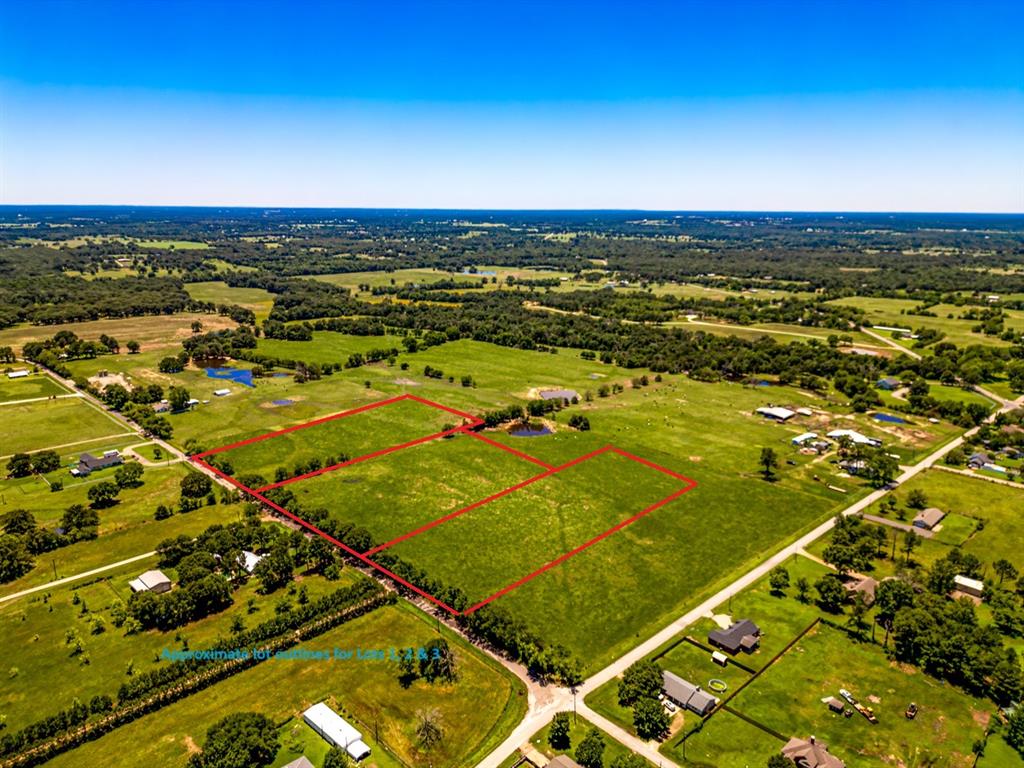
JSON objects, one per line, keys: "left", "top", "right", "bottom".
{"left": 1, "top": 0, "right": 1021, "bottom": 211}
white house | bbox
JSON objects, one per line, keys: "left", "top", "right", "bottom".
{"left": 826, "top": 429, "right": 882, "bottom": 448}
{"left": 303, "top": 702, "right": 371, "bottom": 761}
{"left": 238, "top": 550, "right": 264, "bottom": 575}
{"left": 129, "top": 569, "right": 172, "bottom": 594}
{"left": 791, "top": 432, "right": 818, "bottom": 446}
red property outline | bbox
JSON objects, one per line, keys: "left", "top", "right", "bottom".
{"left": 190, "top": 395, "right": 696, "bottom": 615}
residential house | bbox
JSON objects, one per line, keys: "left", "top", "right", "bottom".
{"left": 826, "top": 429, "right": 882, "bottom": 448}
{"left": 662, "top": 671, "right": 718, "bottom": 716}
{"left": 967, "top": 452, "right": 991, "bottom": 469}
{"left": 129, "top": 569, "right": 172, "bottom": 594}
{"left": 281, "top": 758, "right": 315, "bottom": 768}
{"left": 548, "top": 757, "right": 584, "bottom": 768}
{"left": 781, "top": 736, "right": 846, "bottom": 768}
{"left": 238, "top": 550, "right": 264, "bottom": 575}
{"left": 912, "top": 507, "right": 945, "bottom": 530}
{"left": 71, "top": 449, "right": 123, "bottom": 477}
{"left": 876, "top": 377, "right": 900, "bottom": 391}
{"left": 844, "top": 576, "right": 878, "bottom": 606}
{"left": 708, "top": 619, "right": 761, "bottom": 654}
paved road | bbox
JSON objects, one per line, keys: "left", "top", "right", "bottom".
{"left": 0, "top": 550, "right": 157, "bottom": 604}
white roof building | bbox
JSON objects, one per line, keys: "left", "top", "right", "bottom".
{"left": 756, "top": 406, "right": 796, "bottom": 422}
{"left": 954, "top": 575, "right": 984, "bottom": 597}
{"left": 238, "top": 550, "right": 264, "bottom": 575}
{"left": 826, "top": 429, "right": 882, "bottom": 447}
{"left": 303, "top": 702, "right": 371, "bottom": 761}
{"left": 7, "top": 370, "right": 29, "bottom": 379}
{"left": 213, "top": 388, "right": 231, "bottom": 397}
{"left": 129, "top": 569, "right": 172, "bottom": 594}
{"left": 791, "top": 432, "right": 818, "bottom": 445}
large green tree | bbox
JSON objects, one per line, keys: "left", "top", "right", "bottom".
{"left": 189, "top": 712, "right": 278, "bottom": 768}
{"left": 0, "top": 534, "right": 34, "bottom": 583}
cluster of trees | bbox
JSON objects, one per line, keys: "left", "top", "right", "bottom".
{"left": 5, "top": 449, "right": 62, "bottom": 478}
{"left": 547, "top": 712, "right": 646, "bottom": 768}
{"left": 617, "top": 660, "right": 671, "bottom": 740}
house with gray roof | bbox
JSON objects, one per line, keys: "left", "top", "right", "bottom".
{"left": 912, "top": 507, "right": 945, "bottom": 530}
{"left": 662, "top": 670, "right": 718, "bottom": 716}
{"left": 708, "top": 619, "right": 761, "bottom": 654}
{"left": 781, "top": 735, "right": 845, "bottom": 768}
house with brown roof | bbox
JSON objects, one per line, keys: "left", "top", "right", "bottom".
{"left": 912, "top": 507, "right": 945, "bottom": 530}
{"left": 782, "top": 736, "right": 845, "bottom": 768}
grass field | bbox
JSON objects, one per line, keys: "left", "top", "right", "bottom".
{"left": 0, "top": 313, "right": 239, "bottom": 355}
{"left": 288, "top": 431, "right": 545, "bottom": 544}
{"left": 42, "top": 602, "right": 527, "bottom": 768}
{"left": 0, "top": 562, "right": 360, "bottom": 730}
{"left": 256, "top": 330, "right": 410, "bottom": 366}
{"left": 0, "top": 397, "right": 132, "bottom": 456}
{"left": 0, "top": 372, "right": 69, "bottom": 402}
{"left": 827, "top": 296, "right": 1024, "bottom": 348}
{"left": 210, "top": 396, "right": 463, "bottom": 481}
{"left": 185, "top": 281, "right": 276, "bottom": 322}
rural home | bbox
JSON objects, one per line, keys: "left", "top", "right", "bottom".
{"left": 708, "top": 619, "right": 761, "bottom": 654}
{"left": 843, "top": 576, "right": 878, "bottom": 605}
{"left": 954, "top": 575, "right": 985, "bottom": 598}
{"left": 302, "top": 702, "right": 371, "bottom": 761}
{"left": 756, "top": 406, "right": 796, "bottom": 422}
{"left": 782, "top": 736, "right": 846, "bottom": 768}
{"left": 967, "top": 452, "right": 991, "bottom": 469}
{"left": 548, "top": 756, "right": 584, "bottom": 768}
{"left": 791, "top": 432, "right": 818, "bottom": 446}
{"left": 129, "top": 569, "right": 172, "bottom": 594}
{"left": 281, "top": 758, "right": 314, "bottom": 768}
{"left": 71, "top": 449, "right": 123, "bottom": 477}
{"left": 662, "top": 671, "right": 718, "bottom": 716}
{"left": 238, "top": 550, "right": 264, "bottom": 575}
{"left": 876, "top": 376, "right": 900, "bottom": 390}
{"left": 912, "top": 507, "right": 945, "bottom": 530}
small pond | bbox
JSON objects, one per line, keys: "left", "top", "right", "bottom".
{"left": 871, "top": 412, "right": 907, "bottom": 424}
{"left": 508, "top": 423, "right": 553, "bottom": 437}
{"left": 205, "top": 367, "right": 255, "bottom": 388}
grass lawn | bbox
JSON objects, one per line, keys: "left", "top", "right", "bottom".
{"left": 0, "top": 372, "right": 69, "bottom": 402}
{"left": 726, "top": 624, "right": 991, "bottom": 768}
{"left": 0, "top": 397, "right": 132, "bottom": 456}
{"left": 136, "top": 239, "right": 209, "bottom": 249}
{"left": 0, "top": 313, "right": 239, "bottom": 355}
{"left": 43, "top": 602, "right": 527, "bottom": 768}
{"left": 214, "top": 395, "right": 461, "bottom": 480}
{"left": 978, "top": 734, "right": 1024, "bottom": 768}
{"left": 289, "top": 431, "right": 544, "bottom": 545}
{"left": 498, "top": 715, "right": 654, "bottom": 768}
{"left": 0, "top": 563, "right": 359, "bottom": 730}
{"left": 256, "top": 331, "right": 410, "bottom": 367}
{"left": 185, "top": 281, "right": 276, "bottom": 322}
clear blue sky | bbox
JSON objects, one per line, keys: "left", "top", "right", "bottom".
{"left": 1, "top": 0, "right": 1021, "bottom": 211}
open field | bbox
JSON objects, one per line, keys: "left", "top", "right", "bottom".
{"left": 185, "top": 280, "right": 276, "bottom": 321}
{"left": 0, "top": 562, "right": 360, "bottom": 730}
{"left": 288, "top": 431, "right": 545, "bottom": 544}
{"left": 256, "top": 330, "right": 410, "bottom": 366}
{"left": 313, "top": 266, "right": 576, "bottom": 298}
{"left": 828, "top": 296, "right": 1024, "bottom": 348}
{"left": 0, "top": 371, "right": 69, "bottom": 402}
{"left": 42, "top": 602, "right": 527, "bottom": 768}
{"left": 0, "top": 313, "right": 239, "bottom": 354}
{"left": 206, "top": 395, "right": 466, "bottom": 481}
{"left": 0, "top": 396, "right": 132, "bottom": 456}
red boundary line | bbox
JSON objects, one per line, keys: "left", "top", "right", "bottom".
{"left": 190, "top": 395, "right": 698, "bottom": 616}
{"left": 465, "top": 430, "right": 556, "bottom": 470}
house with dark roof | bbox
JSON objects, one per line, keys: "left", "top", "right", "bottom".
{"left": 662, "top": 671, "right": 719, "bottom": 716}
{"left": 548, "top": 756, "right": 584, "bottom": 768}
{"left": 876, "top": 377, "right": 900, "bottom": 391}
{"left": 708, "top": 619, "right": 761, "bottom": 654}
{"left": 781, "top": 736, "right": 845, "bottom": 768}
{"left": 912, "top": 507, "right": 945, "bottom": 530}
{"left": 844, "top": 576, "right": 878, "bottom": 606}
{"left": 71, "top": 449, "right": 123, "bottom": 477}
{"left": 967, "top": 452, "right": 991, "bottom": 469}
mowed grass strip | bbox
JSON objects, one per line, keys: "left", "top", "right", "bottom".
{"left": 1, "top": 397, "right": 131, "bottom": 456}
{"left": 289, "top": 431, "right": 547, "bottom": 544}
{"left": 256, "top": 330, "right": 410, "bottom": 366}
{"left": 213, "top": 396, "right": 466, "bottom": 482}
{"left": 384, "top": 449, "right": 689, "bottom": 606}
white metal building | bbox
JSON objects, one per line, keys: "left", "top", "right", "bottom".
{"left": 302, "top": 702, "right": 371, "bottom": 761}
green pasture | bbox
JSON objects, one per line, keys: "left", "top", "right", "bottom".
{"left": 0, "top": 372, "right": 68, "bottom": 402}
{"left": 256, "top": 330, "right": 410, "bottom": 366}
{"left": 498, "top": 716, "right": 654, "bottom": 768}
{"left": 185, "top": 281, "right": 276, "bottom": 321}
{"left": 0, "top": 397, "right": 132, "bottom": 456}
{"left": 43, "top": 603, "right": 527, "bottom": 768}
